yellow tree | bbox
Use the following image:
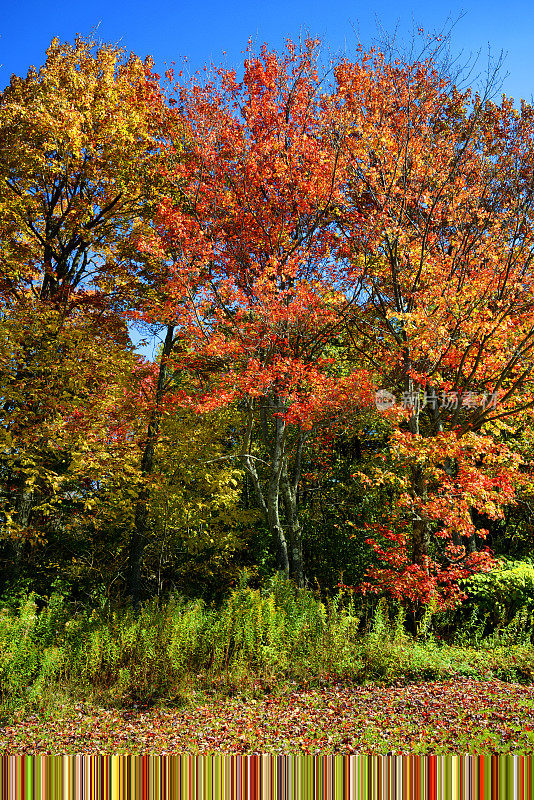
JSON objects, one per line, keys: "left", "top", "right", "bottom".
{"left": 0, "top": 35, "right": 172, "bottom": 560}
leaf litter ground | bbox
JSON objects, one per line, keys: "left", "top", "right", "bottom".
{"left": 2, "top": 679, "right": 534, "bottom": 755}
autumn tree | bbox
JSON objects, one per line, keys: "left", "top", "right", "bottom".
{"left": 153, "top": 35, "right": 534, "bottom": 605}
{"left": 0, "top": 35, "right": 171, "bottom": 564}
{"left": 0, "top": 330, "right": 144, "bottom": 597}
{"left": 154, "top": 40, "right": 373, "bottom": 585}
{"left": 332, "top": 41, "right": 534, "bottom": 607}
{"left": 0, "top": 35, "right": 166, "bottom": 303}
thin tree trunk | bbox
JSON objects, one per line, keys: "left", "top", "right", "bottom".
{"left": 239, "top": 398, "right": 290, "bottom": 576}
{"left": 411, "top": 463, "right": 430, "bottom": 569}
{"left": 126, "top": 324, "right": 174, "bottom": 610}
{"left": 11, "top": 476, "right": 33, "bottom": 574}
{"left": 240, "top": 452, "right": 290, "bottom": 575}
{"left": 280, "top": 475, "right": 304, "bottom": 586}
{"left": 16, "top": 479, "right": 33, "bottom": 529}
{"left": 267, "top": 481, "right": 290, "bottom": 577}
{"left": 280, "top": 429, "right": 308, "bottom": 587}
{"left": 266, "top": 397, "right": 290, "bottom": 576}
{"left": 465, "top": 533, "right": 476, "bottom": 554}
{"left": 406, "top": 397, "right": 430, "bottom": 567}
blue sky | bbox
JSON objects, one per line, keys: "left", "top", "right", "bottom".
{"left": 1, "top": 1, "right": 534, "bottom": 103}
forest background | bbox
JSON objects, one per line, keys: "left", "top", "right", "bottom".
{"left": 3, "top": 8, "right": 534, "bottom": 754}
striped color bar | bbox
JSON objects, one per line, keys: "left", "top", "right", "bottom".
{"left": 0, "top": 755, "right": 532, "bottom": 799}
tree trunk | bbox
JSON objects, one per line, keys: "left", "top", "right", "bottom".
{"left": 10, "top": 476, "right": 33, "bottom": 575}
{"left": 288, "top": 518, "right": 304, "bottom": 586}
{"left": 239, "top": 397, "right": 291, "bottom": 577}
{"left": 267, "top": 482, "right": 290, "bottom": 577}
{"left": 281, "top": 463, "right": 304, "bottom": 586}
{"left": 16, "top": 479, "right": 33, "bottom": 530}
{"left": 126, "top": 324, "right": 174, "bottom": 610}
{"left": 240, "top": 452, "right": 290, "bottom": 576}
{"left": 266, "top": 397, "right": 290, "bottom": 576}
{"left": 465, "top": 533, "right": 476, "bottom": 554}
{"left": 238, "top": 398, "right": 311, "bottom": 583}
{"left": 411, "top": 463, "right": 430, "bottom": 569}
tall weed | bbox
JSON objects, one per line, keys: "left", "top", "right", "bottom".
{"left": 2, "top": 576, "right": 534, "bottom": 716}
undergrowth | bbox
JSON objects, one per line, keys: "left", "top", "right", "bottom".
{"left": 1, "top": 572, "right": 534, "bottom": 720}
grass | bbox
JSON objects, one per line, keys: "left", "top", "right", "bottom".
{"left": 1, "top": 574, "right": 534, "bottom": 753}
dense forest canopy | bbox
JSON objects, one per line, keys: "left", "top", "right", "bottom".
{"left": 2, "top": 33, "right": 534, "bottom": 618}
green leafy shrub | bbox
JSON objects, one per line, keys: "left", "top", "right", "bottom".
{"left": 0, "top": 595, "right": 40, "bottom": 699}
{"left": 461, "top": 559, "right": 534, "bottom": 639}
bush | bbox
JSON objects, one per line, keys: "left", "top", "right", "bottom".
{"left": 461, "top": 559, "right": 534, "bottom": 639}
